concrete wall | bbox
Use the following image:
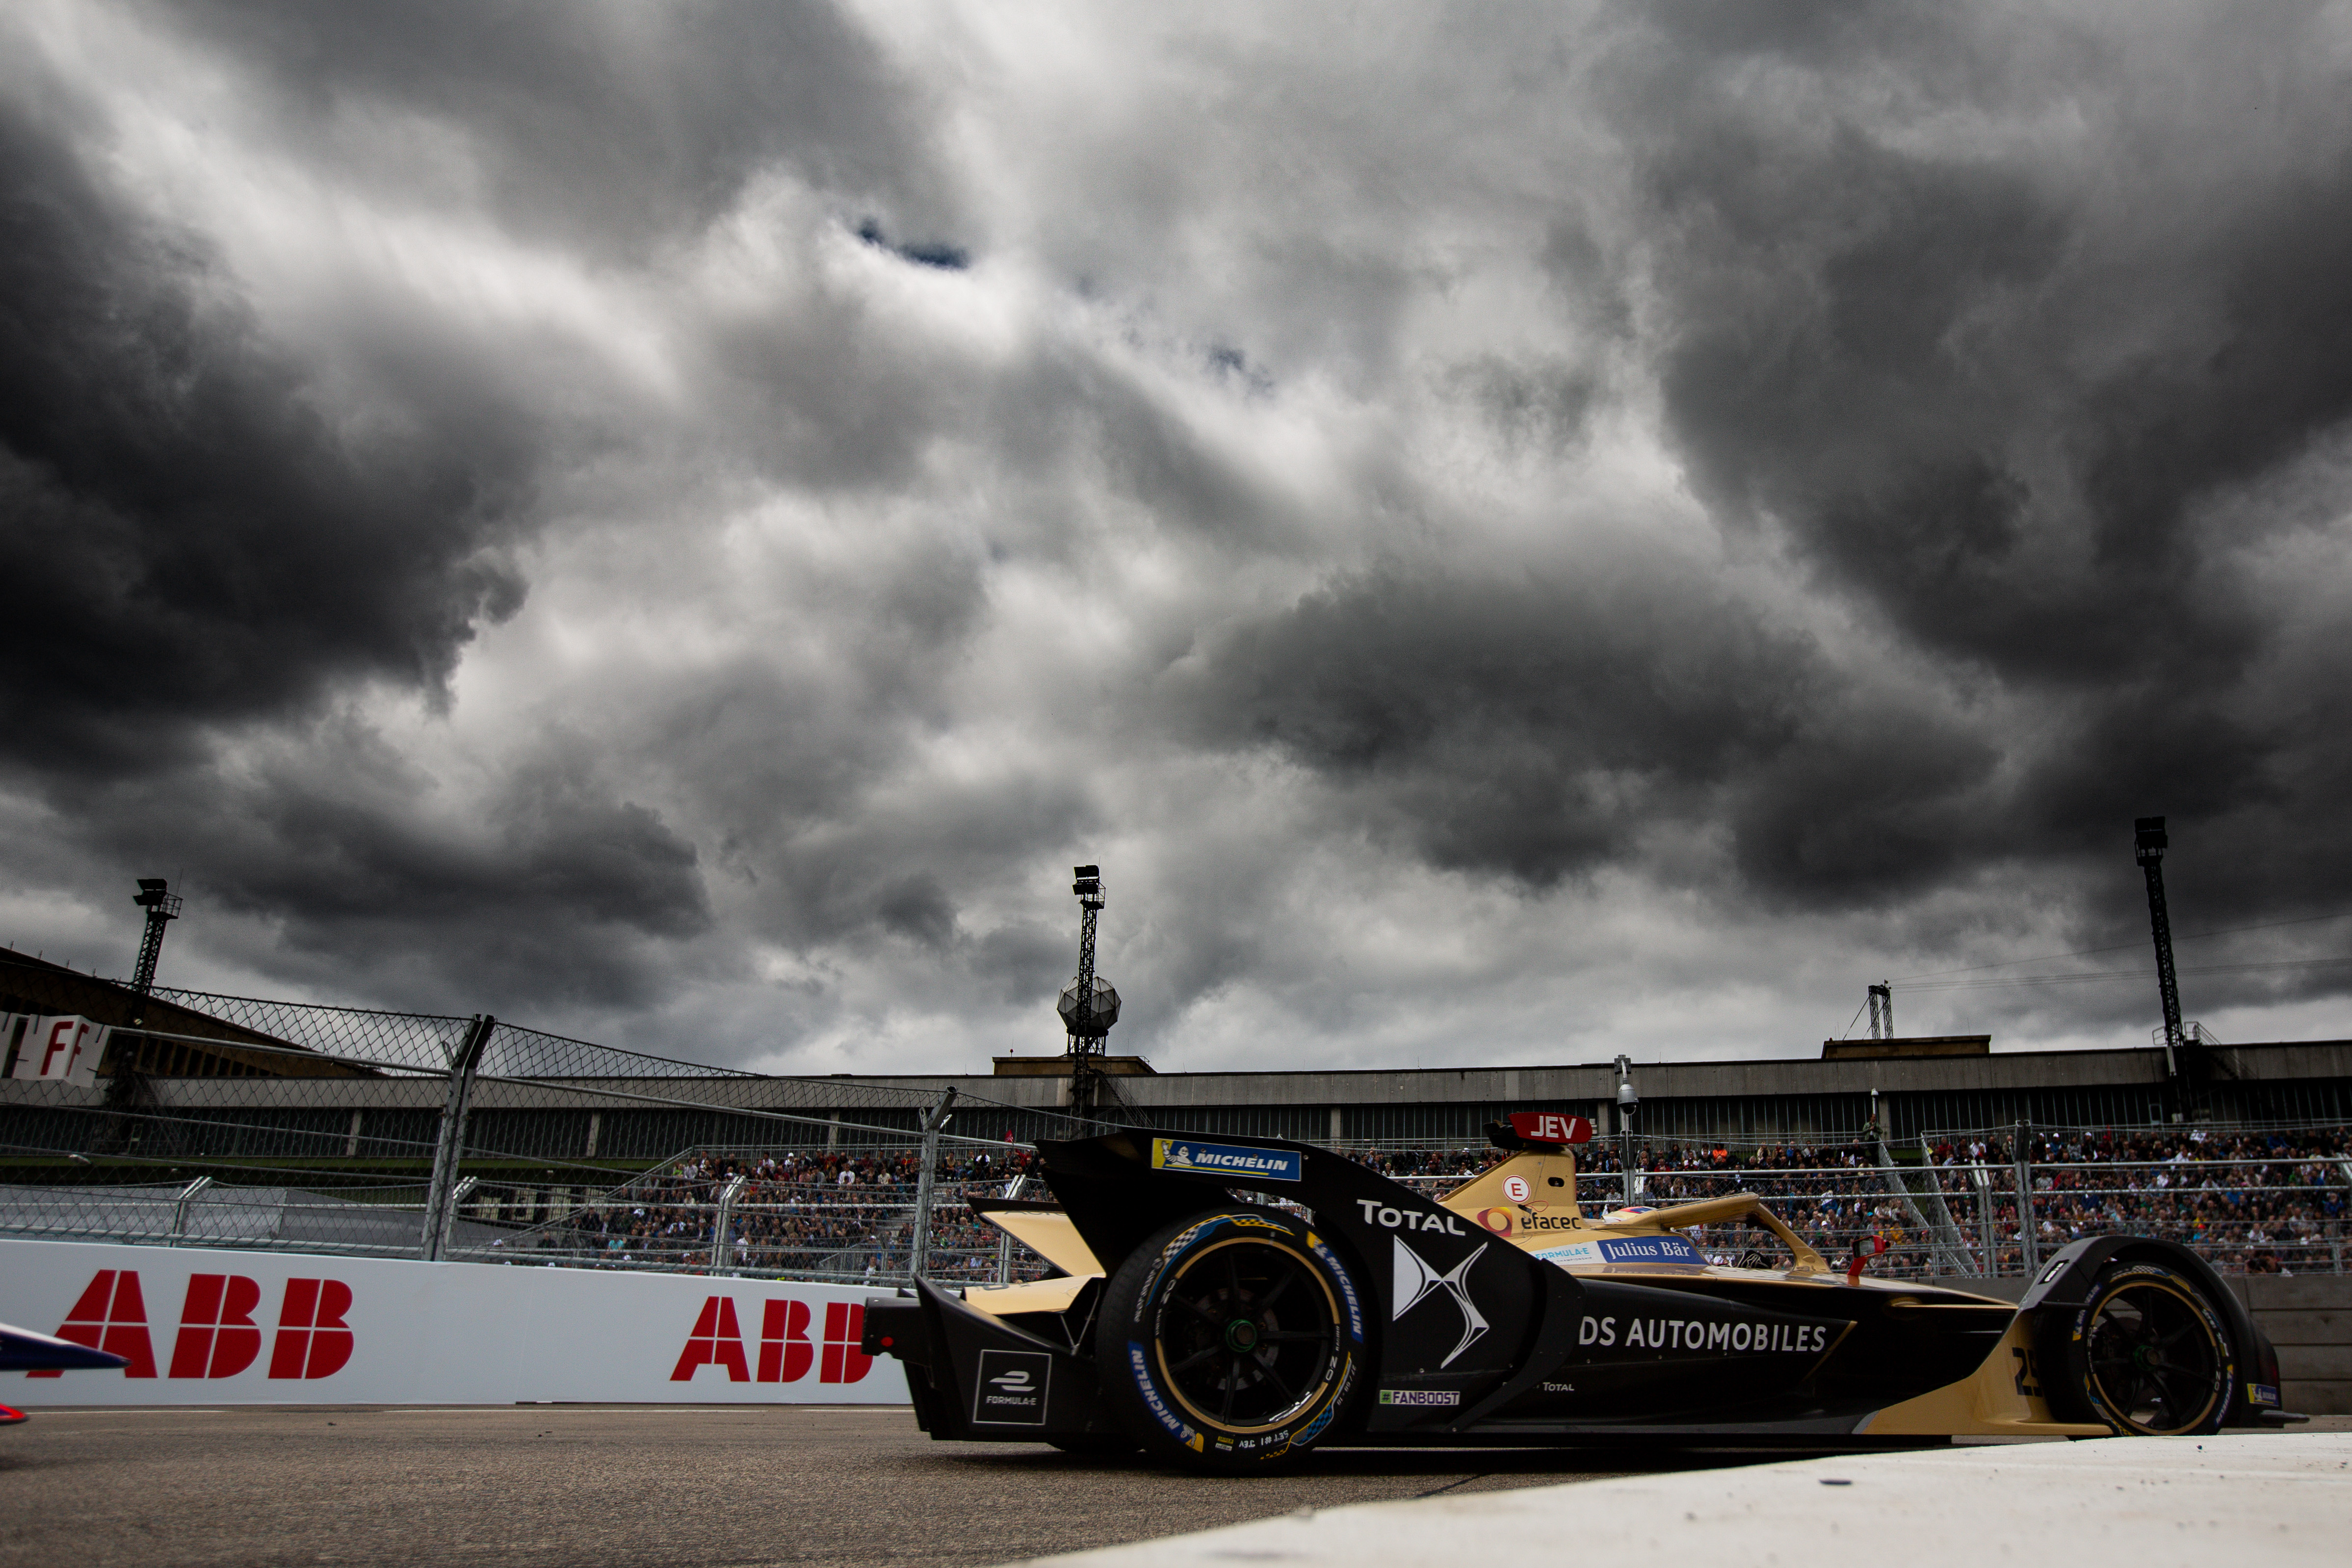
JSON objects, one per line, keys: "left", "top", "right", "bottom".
{"left": 1950, "top": 1273, "right": 2351, "bottom": 1415}
{"left": 2235, "top": 1273, "right": 2351, "bottom": 1415}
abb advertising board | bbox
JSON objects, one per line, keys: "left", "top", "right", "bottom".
{"left": 0, "top": 1239, "right": 908, "bottom": 1406}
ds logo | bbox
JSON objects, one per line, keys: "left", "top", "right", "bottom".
{"left": 31, "top": 1269, "right": 353, "bottom": 1380}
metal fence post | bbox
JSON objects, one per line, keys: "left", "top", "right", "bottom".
{"left": 711, "top": 1173, "right": 748, "bottom": 1276}
{"left": 2337, "top": 1159, "right": 2352, "bottom": 1275}
{"left": 1875, "top": 1135, "right": 1967, "bottom": 1276}
{"left": 909, "top": 1087, "right": 957, "bottom": 1280}
{"left": 421, "top": 1015, "right": 495, "bottom": 1260}
{"left": 997, "top": 1174, "right": 1028, "bottom": 1284}
{"left": 440, "top": 1176, "right": 479, "bottom": 1257}
{"left": 170, "top": 1175, "right": 213, "bottom": 1238}
{"left": 2012, "top": 1119, "right": 2038, "bottom": 1276}
{"left": 1968, "top": 1165, "right": 1996, "bottom": 1275}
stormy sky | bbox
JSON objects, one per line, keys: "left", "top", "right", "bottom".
{"left": 6, "top": 1, "right": 2352, "bottom": 1072}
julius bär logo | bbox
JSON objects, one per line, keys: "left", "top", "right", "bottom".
{"left": 671, "top": 1296, "right": 871, "bottom": 1385}
{"left": 32, "top": 1269, "right": 354, "bottom": 1380}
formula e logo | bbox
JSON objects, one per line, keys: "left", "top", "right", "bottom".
{"left": 973, "top": 1349, "right": 1050, "bottom": 1425}
{"left": 1391, "top": 1237, "right": 1489, "bottom": 1368}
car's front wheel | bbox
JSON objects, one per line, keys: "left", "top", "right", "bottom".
{"left": 2062, "top": 1258, "right": 2235, "bottom": 1436}
{"left": 1095, "top": 1207, "right": 1365, "bottom": 1472}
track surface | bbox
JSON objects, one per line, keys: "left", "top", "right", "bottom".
{"left": 0, "top": 1404, "right": 1765, "bottom": 1567}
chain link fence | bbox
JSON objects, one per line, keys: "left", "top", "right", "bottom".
{"left": 6, "top": 951, "right": 2348, "bottom": 1284}
{"left": 0, "top": 951, "right": 1120, "bottom": 1275}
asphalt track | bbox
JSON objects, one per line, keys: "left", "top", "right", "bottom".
{"left": 0, "top": 1404, "right": 1764, "bottom": 1568}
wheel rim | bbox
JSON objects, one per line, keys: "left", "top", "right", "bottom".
{"left": 2084, "top": 1277, "right": 2224, "bottom": 1435}
{"left": 1154, "top": 1236, "right": 1341, "bottom": 1434}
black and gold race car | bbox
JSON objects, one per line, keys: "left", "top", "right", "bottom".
{"left": 862, "top": 1119, "right": 2300, "bottom": 1471}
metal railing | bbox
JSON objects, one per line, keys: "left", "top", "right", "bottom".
{"left": 4, "top": 954, "right": 2345, "bottom": 1284}
{"left": 5, "top": 1125, "right": 2346, "bottom": 1283}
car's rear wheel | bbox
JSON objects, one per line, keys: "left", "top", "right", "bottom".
{"left": 2065, "top": 1259, "right": 2234, "bottom": 1436}
{"left": 1095, "top": 1207, "right": 1365, "bottom": 1472}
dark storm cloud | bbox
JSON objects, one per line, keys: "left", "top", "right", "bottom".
{"left": 1143, "top": 4, "right": 2352, "bottom": 958}
{"left": 1171, "top": 556, "right": 1999, "bottom": 899}
{"left": 0, "top": 0, "right": 964, "bottom": 783}
{"left": 0, "top": 0, "right": 998, "bottom": 1022}
{"left": 0, "top": 88, "right": 531, "bottom": 778}
{"left": 10, "top": 1, "right": 2352, "bottom": 1061}
{"left": 90, "top": 731, "right": 712, "bottom": 1012}
{"left": 0, "top": 1, "right": 953, "bottom": 1015}
{"left": 1589, "top": 5, "right": 2352, "bottom": 932}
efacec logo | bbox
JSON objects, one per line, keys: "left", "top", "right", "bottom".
{"left": 33, "top": 1269, "right": 353, "bottom": 1380}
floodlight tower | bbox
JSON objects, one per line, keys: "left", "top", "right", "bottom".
{"left": 129, "top": 878, "right": 182, "bottom": 995}
{"left": 1057, "top": 865, "right": 1122, "bottom": 1115}
{"left": 2135, "top": 817, "right": 2192, "bottom": 1111}
{"left": 1613, "top": 1054, "right": 1639, "bottom": 1208}
{"left": 1867, "top": 983, "right": 1893, "bottom": 1042}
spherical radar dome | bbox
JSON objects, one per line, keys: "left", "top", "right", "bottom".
{"left": 1057, "top": 975, "right": 1121, "bottom": 1037}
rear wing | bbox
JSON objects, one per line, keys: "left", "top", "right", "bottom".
{"left": 968, "top": 1196, "right": 1104, "bottom": 1278}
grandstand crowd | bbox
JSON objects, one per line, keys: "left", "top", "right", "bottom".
{"left": 554, "top": 1144, "right": 1041, "bottom": 1280}
{"left": 518, "top": 1122, "right": 2350, "bottom": 1283}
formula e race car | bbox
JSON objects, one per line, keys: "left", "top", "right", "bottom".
{"left": 862, "top": 1118, "right": 2300, "bottom": 1471}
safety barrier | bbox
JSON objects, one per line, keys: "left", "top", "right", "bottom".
{"left": 0, "top": 1238, "right": 907, "bottom": 1406}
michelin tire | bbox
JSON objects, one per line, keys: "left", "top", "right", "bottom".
{"left": 1095, "top": 1207, "right": 1364, "bottom": 1473}
{"left": 2063, "top": 1258, "right": 2234, "bottom": 1436}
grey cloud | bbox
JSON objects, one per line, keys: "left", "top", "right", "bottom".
{"left": 1605, "top": 4, "right": 2352, "bottom": 928}
{"left": 1170, "top": 558, "right": 1818, "bottom": 885}
{"left": 0, "top": 87, "right": 531, "bottom": 781}
{"left": 9, "top": 3, "right": 2352, "bottom": 1063}
{"left": 70, "top": 728, "right": 711, "bottom": 1014}
{"left": 162, "top": 0, "right": 958, "bottom": 263}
